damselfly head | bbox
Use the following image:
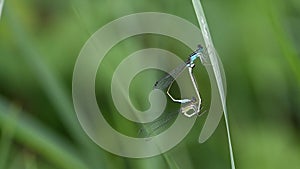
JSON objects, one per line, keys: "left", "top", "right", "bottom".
{"left": 197, "top": 44, "right": 204, "bottom": 50}
{"left": 154, "top": 81, "right": 158, "bottom": 88}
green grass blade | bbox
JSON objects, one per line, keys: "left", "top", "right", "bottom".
{"left": 0, "top": 105, "right": 18, "bottom": 169}
{"left": 0, "top": 98, "right": 89, "bottom": 169}
{"left": 266, "top": 0, "right": 300, "bottom": 86}
{"left": 4, "top": 1, "right": 106, "bottom": 168}
{"left": 192, "top": 0, "right": 236, "bottom": 168}
{"left": 0, "top": 0, "right": 4, "bottom": 20}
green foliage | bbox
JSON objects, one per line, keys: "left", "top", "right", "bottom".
{"left": 0, "top": 0, "right": 299, "bottom": 169}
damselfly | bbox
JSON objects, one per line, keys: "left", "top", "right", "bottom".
{"left": 154, "top": 45, "right": 207, "bottom": 117}
{"left": 139, "top": 45, "right": 207, "bottom": 137}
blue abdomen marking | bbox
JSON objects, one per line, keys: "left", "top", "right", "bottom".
{"left": 190, "top": 53, "right": 198, "bottom": 63}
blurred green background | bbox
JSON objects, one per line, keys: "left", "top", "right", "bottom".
{"left": 0, "top": 0, "right": 300, "bottom": 169}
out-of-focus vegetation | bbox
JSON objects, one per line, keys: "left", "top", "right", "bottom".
{"left": 0, "top": 0, "right": 300, "bottom": 169}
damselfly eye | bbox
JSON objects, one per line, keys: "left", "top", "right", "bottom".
{"left": 197, "top": 44, "right": 203, "bottom": 50}
{"left": 191, "top": 96, "right": 197, "bottom": 103}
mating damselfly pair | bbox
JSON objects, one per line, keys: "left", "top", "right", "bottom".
{"left": 139, "top": 45, "right": 209, "bottom": 137}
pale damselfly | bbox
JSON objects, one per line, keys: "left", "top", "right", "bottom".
{"left": 139, "top": 45, "right": 208, "bottom": 137}
{"left": 154, "top": 44, "right": 207, "bottom": 117}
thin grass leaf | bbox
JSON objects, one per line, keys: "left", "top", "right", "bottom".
{"left": 0, "top": 104, "right": 19, "bottom": 169}
{"left": 192, "top": 0, "right": 236, "bottom": 168}
{"left": 5, "top": 5, "right": 86, "bottom": 144}
{"left": 0, "top": 98, "right": 89, "bottom": 169}
{"left": 169, "top": 145, "right": 195, "bottom": 169}
{"left": 266, "top": 0, "right": 300, "bottom": 87}
{"left": 4, "top": 2, "right": 105, "bottom": 168}
{"left": 163, "top": 154, "right": 181, "bottom": 169}
{"left": 0, "top": 0, "right": 4, "bottom": 20}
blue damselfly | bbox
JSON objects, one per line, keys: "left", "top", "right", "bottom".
{"left": 139, "top": 45, "right": 207, "bottom": 137}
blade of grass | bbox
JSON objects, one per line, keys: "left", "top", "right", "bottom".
{"left": 0, "top": 98, "right": 89, "bottom": 169}
{"left": 163, "top": 154, "right": 181, "bottom": 169}
{"left": 192, "top": 0, "right": 236, "bottom": 169}
{"left": 4, "top": 1, "right": 106, "bottom": 168}
{"left": 0, "top": 0, "right": 4, "bottom": 20}
{"left": 106, "top": 51, "right": 181, "bottom": 169}
{"left": 5, "top": 2, "right": 86, "bottom": 145}
{"left": 72, "top": 3, "right": 176, "bottom": 167}
{"left": 0, "top": 104, "right": 19, "bottom": 169}
{"left": 266, "top": 0, "right": 300, "bottom": 87}
{"left": 169, "top": 145, "right": 195, "bottom": 169}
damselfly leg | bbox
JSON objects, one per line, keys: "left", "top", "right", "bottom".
{"left": 154, "top": 45, "right": 205, "bottom": 117}
{"left": 138, "top": 46, "right": 206, "bottom": 138}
